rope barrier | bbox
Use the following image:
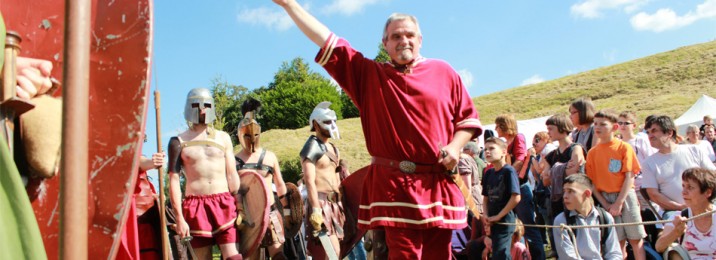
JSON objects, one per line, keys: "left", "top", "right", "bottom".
{"left": 492, "top": 209, "right": 716, "bottom": 259}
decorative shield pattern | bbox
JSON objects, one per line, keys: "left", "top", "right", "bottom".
{"left": 283, "top": 182, "right": 304, "bottom": 238}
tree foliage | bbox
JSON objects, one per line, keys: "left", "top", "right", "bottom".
{"left": 340, "top": 91, "right": 359, "bottom": 118}
{"left": 258, "top": 57, "right": 343, "bottom": 130}
{"left": 210, "top": 76, "right": 250, "bottom": 144}
{"left": 375, "top": 43, "right": 391, "bottom": 63}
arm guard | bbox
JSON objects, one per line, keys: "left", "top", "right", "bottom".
{"left": 299, "top": 135, "right": 326, "bottom": 164}
{"left": 167, "top": 137, "right": 182, "bottom": 174}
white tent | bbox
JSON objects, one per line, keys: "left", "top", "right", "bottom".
{"left": 674, "top": 95, "right": 716, "bottom": 135}
{"left": 479, "top": 115, "right": 551, "bottom": 149}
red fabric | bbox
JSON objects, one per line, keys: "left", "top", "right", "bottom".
{"left": 182, "top": 192, "right": 238, "bottom": 248}
{"left": 508, "top": 133, "right": 528, "bottom": 178}
{"left": 137, "top": 220, "right": 161, "bottom": 260}
{"left": 508, "top": 133, "right": 528, "bottom": 164}
{"left": 317, "top": 34, "right": 482, "bottom": 230}
{"left": 116, "top": 197, "right": 140, "bottom": 260}
{"left": 384, "top": 227, "right": 453, "bottom": 259}
{"left": 133, "top": 170, "right": 157, "bottom": 194}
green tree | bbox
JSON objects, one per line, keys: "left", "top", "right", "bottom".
{"left": 258, "top": 57, "right": 343, "bottom": 130}
{"left": 210, "top": 76, "right": 250, "bottom": 144}
{"left": 375, "top": 43, "right": 391, "bottom": 63}
{"left": 340, "top": 90, "right": 359, "bottom": 118}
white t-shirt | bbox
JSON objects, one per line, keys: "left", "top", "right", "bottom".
{"left": 627, "top": 132, "right": 657, "bottom": 164}
{"left": 664, "top": 208, "right": 716, "bottom": 260}
{"left": 542, "top": 142, "right": 558, "bottom": 157}
{"left": 641, "top": 145, "right": 716, "bottom": 204}
{"left": 694, "top": 140, "right": 716, "bottom": 162}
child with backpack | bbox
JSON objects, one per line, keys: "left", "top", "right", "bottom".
{"left": 553, "top": 174, "right": 623, "bottom": 259}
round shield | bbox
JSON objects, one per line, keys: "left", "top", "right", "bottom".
{"left": 283, "top": 182, "right": 304, "bottom": 238}
{"left": 239, "top": 170, "right": 271, "bottom": 258}
{"left": 339, "top": 166, "right": 370, "bottom": 259}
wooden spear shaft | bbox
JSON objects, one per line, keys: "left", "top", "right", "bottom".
{"left": 60, "top": 0, "right": 91, "bottom": 258}
{"left": 154, "top": 90, "right": 171, "bottom": 260}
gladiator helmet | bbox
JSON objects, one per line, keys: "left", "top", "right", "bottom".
{"left": 238, "top": 98, "right": 262, "bottom": 152}
{"left": 309, "top": 101, "right": 340, "bottom": 139}
{"left": 184, "top": 88, "right": 216, "bottom": 124}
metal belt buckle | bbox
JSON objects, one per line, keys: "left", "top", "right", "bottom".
{"left": 399, "top": 161, "right": 417, "bottom": 174}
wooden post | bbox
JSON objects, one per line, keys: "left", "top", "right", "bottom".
{"left": 60, "top": 0, "right": 91, "bottom": 258}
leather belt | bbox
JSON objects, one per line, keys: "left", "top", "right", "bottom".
{"left": 318, "top": 192, "right": 340, "bottom": 203}
{"left": 371, "top": 156, "right": 446, "bottom": 174}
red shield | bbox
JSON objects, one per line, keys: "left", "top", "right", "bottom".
{"left": 339, "top": 166, "right": 369, "bottom": 259}
{"left": 0, "top": 0, "right": 153, "bottom": 259}
{"left": 239, "top": 170, "right": 270, "bottom": 258}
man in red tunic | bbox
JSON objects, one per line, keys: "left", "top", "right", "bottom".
{"left": 273, "top": 1, "right": 483, "bottom": 258}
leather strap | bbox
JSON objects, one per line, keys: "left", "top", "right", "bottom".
{"left": 451, "top": 173, "right": 481, "bottom": 218}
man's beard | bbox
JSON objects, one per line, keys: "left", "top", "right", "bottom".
{"left": 397, "top": 49, "right": 413, "bottom": 63}
{"left": 316, "top": 127, "right": 331, "bottom": 139}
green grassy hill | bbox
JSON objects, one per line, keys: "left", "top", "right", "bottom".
{"left": 475, "top": 40, "right": 716, "bottom": 123}
{"left": 256, "top": 40, "right": 716, "bottom": 180}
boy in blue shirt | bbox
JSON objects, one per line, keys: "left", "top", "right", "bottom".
{"left": 481, "top": 137, "right": 521, "bottom": 259}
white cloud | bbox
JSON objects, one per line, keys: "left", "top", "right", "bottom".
{"left": 237, "top": 6, "right": 295, "bottom": 31}
{"left": 521, "top": 74, "right": 545, "bottom": 86}
{"left": 630, "top": 0, "right": 716, "bottom": 32}
{"left": 571, "top": 0, "right": 650, "bottom": 18}
{"left": 457, "top": 69, "right": 474, "bottom": 88}
{"left": 321, "top": 0, "right": 384, "bottom": 16}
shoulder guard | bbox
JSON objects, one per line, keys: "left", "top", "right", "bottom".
{"left": 300, "top": 135, "right": 327, "bottom": 164}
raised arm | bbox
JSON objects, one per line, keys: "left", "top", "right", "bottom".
{"left": 273, "top": 0, "right": 331, "bottom": 47}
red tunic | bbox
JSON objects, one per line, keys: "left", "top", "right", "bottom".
{"left": 316, "top": 34, "right": 483, "bottom": 230}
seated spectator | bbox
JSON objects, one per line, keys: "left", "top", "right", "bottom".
{"left": 655, "top": 168, "right": 716, "bottom": 260}
{"left": 466, "top": 217, "right": 489, "bottom": 259}
{"left": 553, "top": 174, "right": 622, "bottom": 260}
{"left": 683, "top": 124, "right": 716, "bottom": 162}
{"left": 511, "top": 219, "right": 531, "bottom": 260}
{"left": 704, "top": 125, "right": 716, "bottom": 163}
{"left": 699, "top": 115, "right": 713, "bottom": 140}
{"left": 642, "top": 116, "right": 716, "bottom": 220}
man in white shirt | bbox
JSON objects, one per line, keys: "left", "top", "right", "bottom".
{"left": 641, "top": 116, "right": 716, "bottom": 220}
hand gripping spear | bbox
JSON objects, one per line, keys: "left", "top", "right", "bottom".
{"left": 154, "top": 89, "right": 171, "bottom": 260}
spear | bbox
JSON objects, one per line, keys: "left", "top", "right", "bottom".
{"left": 60, "top": 0, "right": 91, "bottom": 258}
{"left": 154, "top": 89, "right": 170, "bottom": 260}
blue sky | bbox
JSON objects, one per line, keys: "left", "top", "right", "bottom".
{"left": 142, "top": 0, "right": 716, "bottom": 176}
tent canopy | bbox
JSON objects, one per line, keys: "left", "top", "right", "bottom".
{"left": 674, "top": 95, "right": 716, "bottom": 135}
{"left": 478, "top": 115, "right": 551, "bottom": 149}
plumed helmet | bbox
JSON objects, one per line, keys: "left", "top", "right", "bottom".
{"left": 309, "top": 101, "right": 340, "bottom": 139}
{"left": 238, "top": 98, "right": 262, "bottom": 152}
